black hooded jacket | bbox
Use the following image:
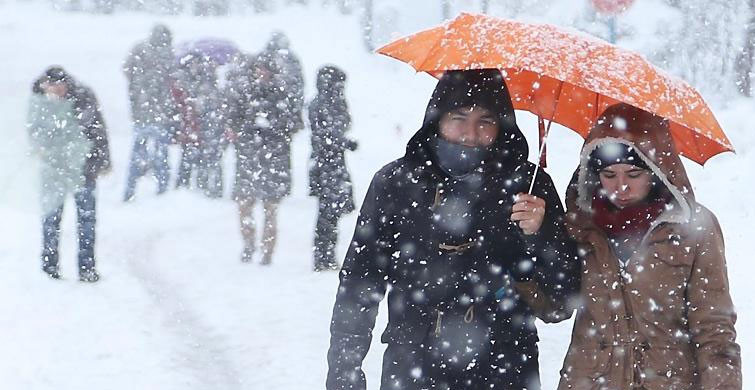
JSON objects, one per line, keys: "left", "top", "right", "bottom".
{"left": 308, "top": 65, "right": 356, "bottom": 215}
{"left": 326, "top": 70, "right": 579, "bottom": 390}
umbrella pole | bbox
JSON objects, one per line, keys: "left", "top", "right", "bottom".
{"left": 528, "top": 80, "right": 564, "bottom": 195}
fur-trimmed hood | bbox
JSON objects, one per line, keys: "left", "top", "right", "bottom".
{"left": 566, "top": 103, "right": 694, "bottom": 230}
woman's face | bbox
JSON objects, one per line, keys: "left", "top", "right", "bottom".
{"left": 438, "top": 106, "right": 499, "bottom": 147}
{"left": 598, "top": 163, "right": 653, "bottom": 208}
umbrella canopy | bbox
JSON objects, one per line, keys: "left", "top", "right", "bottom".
{"left": 377, "top": 13, "right": 733, "bottom": 165}
{"left": 176, "top": 38, "right": 239, "bottom": 65}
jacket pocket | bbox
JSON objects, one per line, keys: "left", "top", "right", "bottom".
{"left": 559, "top": 346, "right": 610, "bottom": 385}
{"left": 425, "top": 311, "right": 494, "bottom": 371}
{"left": 647, "top": 233, "right": 694, "bottom": 268}
{"left": 380, "top": 321, "right": 432, "bottom": 345}
{"left": 639, "top": 346, "right": 696, "bottom": 390}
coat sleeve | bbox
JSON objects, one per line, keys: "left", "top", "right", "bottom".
{"left": 519, "top": 170, "right": 581, "bottom": 323}
{"left": 26, "top": 96, "right": 47, "bottom": 155}
{"left": 326, "top": 172, "right": 390, "bottom": 390}
{"left": 75, "top": 86, "right": 111, "bottom": 176}
{"left": 336, "top": 106, "right": 356, "bottom": 151}
{"left": 307, "top": 101, "right": 323, "bottom": 195}
{"left": 308, "top": 100, "right": 323, "bottom": 157}
{"left": 123, "top": 47, "right": 141, "bottom": 113}
{"left": 687, "top": 209, "right": 741, "bottom": 390}
{"left": 223, "top": 82, "right": 245, "bottom": 134}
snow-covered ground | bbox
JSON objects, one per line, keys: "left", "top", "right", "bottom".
{"left": 0, "top": 3, "right": 752, "bottom": 389}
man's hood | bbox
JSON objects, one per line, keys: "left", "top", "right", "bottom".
{"left": 316, "top": 65, "right": 346, "bottom": 94}
{"left": 404, "top": 69, "right": 529, "bottom": 170}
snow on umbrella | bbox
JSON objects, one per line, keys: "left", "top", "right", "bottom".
{"left": 377, "top": 13, "right": 734, "bottom": 168}
{"left": 176, "top": 38, "right": 239, "bottom": 65}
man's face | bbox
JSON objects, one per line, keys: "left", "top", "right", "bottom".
{"left": 41, "top": 81, "right": 67, "bottom": 98}
{"left": 254, "top": 66, "right": 273, "bottom": 83}
{"left": 438, "top": 106, "right": 498, "bottom": 147}
{"left": 598, "top": 163, "right": 654, "bottom": 208}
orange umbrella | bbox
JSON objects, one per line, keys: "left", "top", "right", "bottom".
{"left": 377, "top": 13, "right": 733, "bottom": 166}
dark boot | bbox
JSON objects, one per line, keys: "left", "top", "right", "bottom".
{"left": 260, "top": 252, "right": 273, "bottom": 266}
{"left": 79, "top": 267, "right": 100, "bottom": 283}
{"left": 241, "top": 246, "right": 254, "bottom": 263}
{"left": 313, "top": 203, "right": 339, "bottom": 271}
{"left": 42, "top": 262, "right": 61, "bottom": 279}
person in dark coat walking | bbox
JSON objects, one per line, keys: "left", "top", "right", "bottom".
{"left": 262, "top": 31, "right": 305, "bottom": 135}
{"left": 123, "top": 24, "right": 177, "bottom": 201}
{"left": 30, "top": 66, "right": 111, "bottom": 282}
{"left": 308, "top": 65, "right": 357, "bottom": 271}
{"left": 171, "top": 60, "right": 202, "bottom": 190}
{"left": 174, "top": 52, "right": 225, "bottom": 197}
{"left": 226, "top": 53, "right": 292, "bottom": 264}
{"left": 326, "top": 69, "right": 580, "bottom": 390}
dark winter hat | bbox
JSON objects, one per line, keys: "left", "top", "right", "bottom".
{"left": 316, "top": 65, "right": 346, "bottom": 92}
{"left": 150, "top": 24, "right": 172, "bottom": 47}
{"left": 32, "top": 66, "right": 70, "bottom": 94}
{"left": 267, "top": 31, "right": 290, "bottom": 50}
{"left": 588, "top": 142, "right": 650, "bottom": 172}
{"left": 43, "top": 66, "right": 69, "bottom": 83}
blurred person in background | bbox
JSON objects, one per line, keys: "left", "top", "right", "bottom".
{"left": 28, "top": 66, "right": 110, "bottom": 282}
{"left": 308, "top": 65, "right": 357, "bottom": 272}
{"left": 171, "top": 55, "right": 202, "bottom": 191}
{"left": 261, "top": 31, "right": 305, "bottom": 137}
{"left": 123, "top": 24, "right": 178, "bottom": 201}
{"left": 225, "top": 53, "right": 292, "bottom": 265}
{"left": 174, "top": 52, "right": 225, "bottom": 197}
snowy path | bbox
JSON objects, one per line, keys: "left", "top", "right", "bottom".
{"left": 122, "top": 229, "right": 244, "bottom": 390}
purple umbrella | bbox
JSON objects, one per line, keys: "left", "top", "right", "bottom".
{"left": 176, "top": 38, "right": 239, "bottom": 65}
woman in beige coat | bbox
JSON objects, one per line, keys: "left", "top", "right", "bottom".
{"left": 558, "top": 103, "right": 741, "bottom": 390}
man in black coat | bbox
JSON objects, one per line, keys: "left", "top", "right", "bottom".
{"left": 326, "top": 69, "right": 580, "bottom": 390}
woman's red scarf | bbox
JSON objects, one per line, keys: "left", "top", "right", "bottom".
{"left": 591, "top": 192, "right": 671, "bottom": 239}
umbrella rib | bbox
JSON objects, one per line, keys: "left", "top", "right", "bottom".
{"left": 594, "top": 92, "right": 600, "bottom": 124}
{"left": 688, "top": 122, "right": 705, "bottom": 165}
{"left": 416, "top": 33, "right": 452, "bottom": 71}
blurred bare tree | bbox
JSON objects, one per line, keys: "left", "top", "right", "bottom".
{"left": 736, "top": 0, "right": 755, "bottom": 96}
{"left": 670, "top": 0, "right": 744, "bottom": 101}
{"left": 442, "top": 0, "right": 451, "bottom": 20}
{"left": 360, "top": 0, "right": 374, "bottom": 51}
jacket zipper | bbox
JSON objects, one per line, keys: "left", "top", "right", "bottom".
{"left": 434, "top": 310, "right": 444, "bottom": 337}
